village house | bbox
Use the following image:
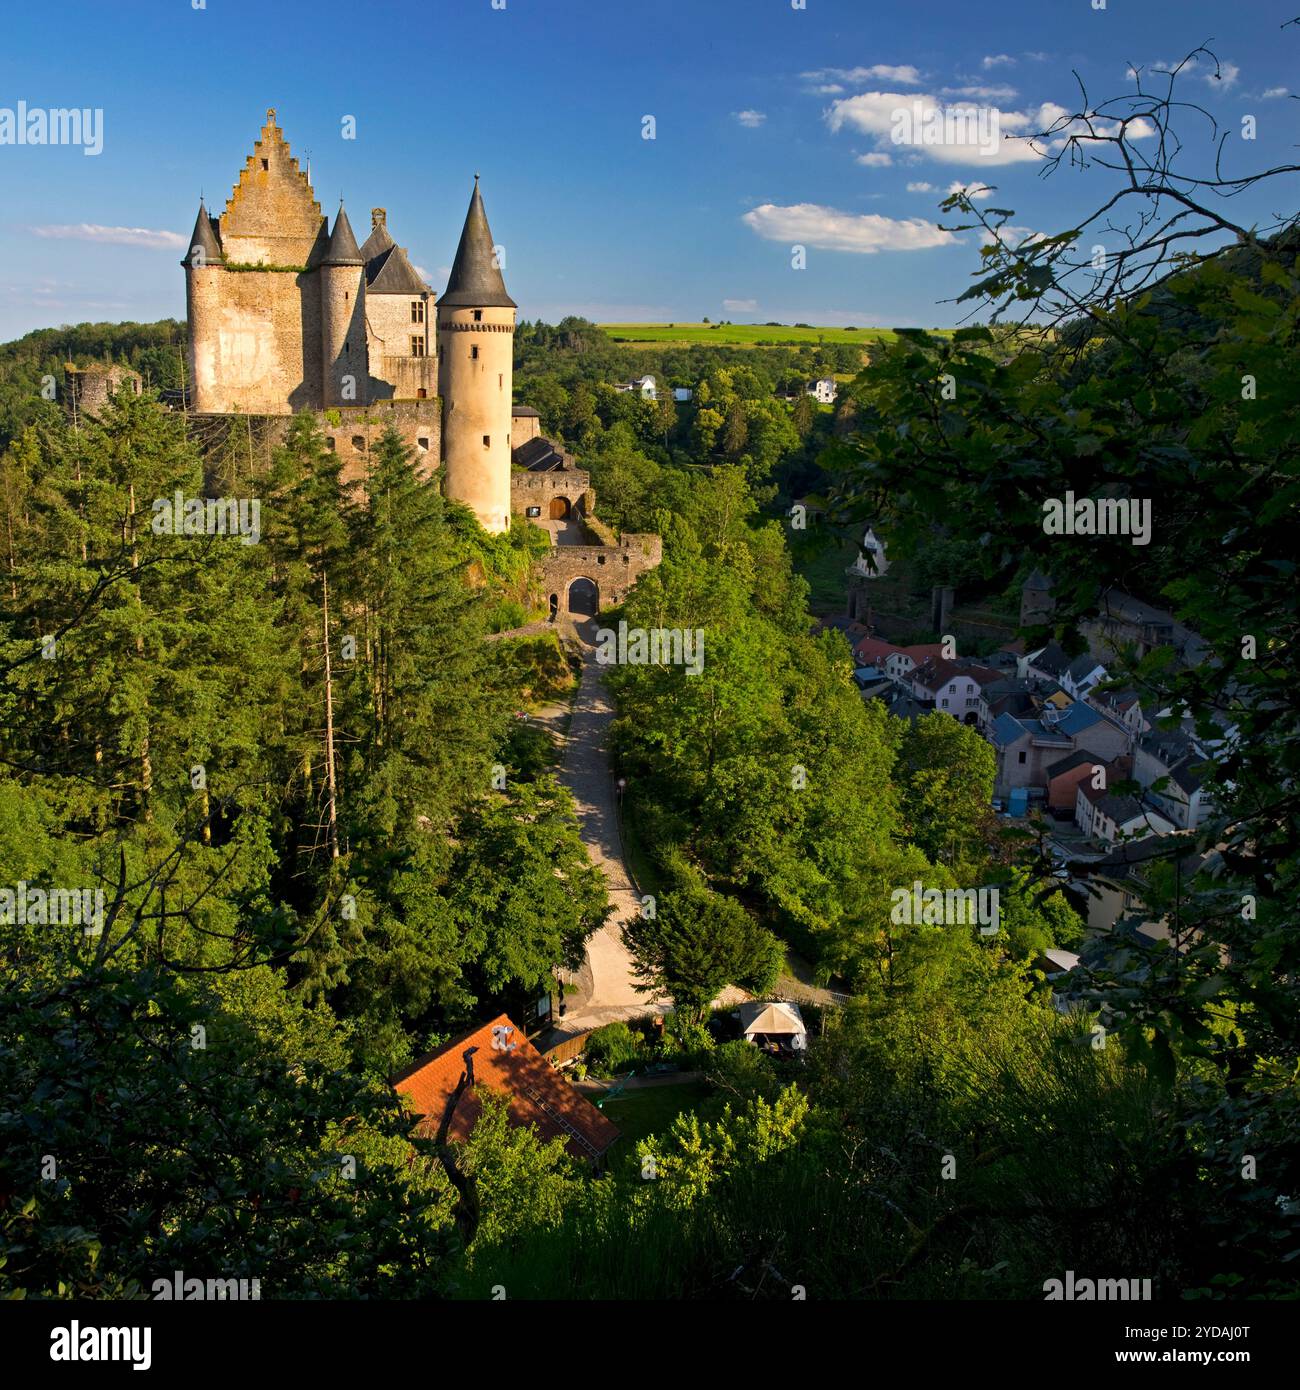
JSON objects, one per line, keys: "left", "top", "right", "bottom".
{"left": 990, "top": 699, "right": 1129, "bottom": 800}
{"left": 910, "top": 656, "right": 1003, "bottom": 724}
{"left": 1132, "top": 728, "right": 1216, "bottom": 830}
{"left": 1074, "top": 784, "right": 1175, "bottom": 846}
{"left": 806, "top": 377, "right": 837, "bottom": 403}
{"left": 851, "top": 636, "right": 946, "bottom": 686}
{"left": 390, "top": 1014, "right": 620, "bottom": 1167}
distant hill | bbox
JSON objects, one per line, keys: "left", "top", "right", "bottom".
{"left": 0, "top": 319, "right": 187, "bottom": 451}
{"left": 599, "top": 322, "right": 935, "bottom": 347}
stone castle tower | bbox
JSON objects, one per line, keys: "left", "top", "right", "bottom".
{"left": 437, "top": 177, "right": 515, "bottom": 535}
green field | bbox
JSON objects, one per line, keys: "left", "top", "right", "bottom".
{"left": 599, "top": 322, "right": 913, "bottom": 347}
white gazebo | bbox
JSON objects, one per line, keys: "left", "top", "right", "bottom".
{"left": 736, "top": 1001, "right": 807, "bottom": 1052}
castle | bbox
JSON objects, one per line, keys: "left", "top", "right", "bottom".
{"left": 176, "top": 108, "right": 659, "bottom": 608}
{"left": 183, "top": 108, "right": 517, "bottom": 533}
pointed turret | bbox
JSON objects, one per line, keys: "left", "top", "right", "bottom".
{"left": 183, "top": 200, "right": 224, "bottom": 266}
{"left": 323, "top": 204, "right": 364, "bottom": 266}
{"left": 440, "top": 178, "right": 516, "bottom": 308}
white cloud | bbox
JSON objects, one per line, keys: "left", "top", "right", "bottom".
{"left": 28, "top": 223, "right": 187, "bottom": 249}
{"left": 723, "top": 298, "right": 758, "bottom": 312}
{"left": 826, "top": 90, "right": 1046, "bottom": 165}
{"left": 906, "top": 181, "right": 935, "bottom": 192}
{"left": 857, "top": 152, "right": 893, "bottom": 167}
{"left": 1131, "top": 56, "right": 1240, "bottom": 91}
{"left": 982, "top": 54, "right": 1016, "bottom": 70}
{"left": 807, "top": 83, "right": 844, "bottom": 95}
{"left": 948, "top": 180, "right": 995, "bottom": 201}
{"left": 942, "top": 84, "right": 1018, "bottom": 102}
{"left": 980, "top": 224, "right": 1045, "bottom": 248}
{"left": 827, "top": 91, "right": 1155, "bottom": 166}
{"left": 734, "top": 109, "right": 767, "bottom": 128}
{"left": 742, "top": 202, "right": 957, "bottom": 254}
{"left": 803, "top": 64, "right": 922, "bottom": 85}
{"left": 1262, "top": 86, "right": 1290, "bottom": 98}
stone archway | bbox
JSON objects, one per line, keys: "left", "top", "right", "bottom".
{"left": 567, "top": 577, "right": 599, "bottom": 616}
{"left": 548, "top": 496, "right": 571, "bottom": 520}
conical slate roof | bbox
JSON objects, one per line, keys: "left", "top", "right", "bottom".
{"left": 183, "top": 201, "right": 223, "bottom": 266}
{"left": 322, "top": 204, "right": 364, "bottom": 266}
{"left": 439, "top": 178, "right": 515, "bottom": 308}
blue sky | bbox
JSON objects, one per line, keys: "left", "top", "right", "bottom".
{"left": 1, "top": 0, "right": 1297, "bottom": 340}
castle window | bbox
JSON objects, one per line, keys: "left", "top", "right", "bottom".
{"left": 470, "top": 345, "right": 479, "bottom": 360}
{"left": 417, "top": 387, "right": 427, "bottom": 399}
{"left": 261, "top": 158, "right": 268, "bottom": 171}
{"left": 410, "top": 336, "right": 425, "bottom": 357}
{"left": 473, "top": 309, "right": 482, "bottom": 322}
{"left": 352, "top": 436, "right": 365, "bottom": 451}
{"left": 411, "top": 300, "right": 425, "bottom": 324}
{"left": 326, "top": 437, "right": 336, "bottom": 451}
{"left": 483, "top": 435, "right": 490, "bottom": 447}
{"left": 417, "top": 437, "right": 429, "bottom": 452}
{"left": 498, "top": 374, "right": 503, "bottom": 389}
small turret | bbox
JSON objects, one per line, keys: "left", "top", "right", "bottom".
{"left": 183, "top": 200, "right": 224, "bottom": 267}
{"left": 320, "top": 203, "right": 366, "bottom": 406}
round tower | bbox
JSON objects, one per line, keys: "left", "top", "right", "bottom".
{"left": 437, "top": 177, "right": 515, "bottom": 535}
{"left": 320, "top": 203, "right": 365, "bottom": 407}
{"left": 182, "top": 200, "right": 225, "bottom": 413}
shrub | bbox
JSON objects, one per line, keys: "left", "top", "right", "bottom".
{"left": 583, "top": 1021, "right": 643, "bottom": 1075}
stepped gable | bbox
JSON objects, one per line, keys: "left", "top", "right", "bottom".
{"left": 218, "top": 108, "right": 327, "bottom": 266}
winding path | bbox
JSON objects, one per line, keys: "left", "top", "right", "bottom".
{"left": 545, "top": 617, "right": 673, "bottom": 1032}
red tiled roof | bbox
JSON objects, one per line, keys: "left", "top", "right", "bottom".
{"left": 852, "top": 635, "right": 903, "bottom": 664}
{"left": 900, "top": 643, "right": 947, "bottom": 662}
{"left": 390, "top": 1014, "right": 620, "bottom": 1162}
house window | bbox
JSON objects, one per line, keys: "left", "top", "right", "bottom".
{"left": 482, "top": 435, "right": 490, "bottom": 447}
{"left": 941, "top": 698, "right": 949, "bottom": 709}
{"left": 1018, "top": 751, "right": 1027, "bottom": 764}
{"left": 410, "top": 336, "right": 425, "bottom": 357}
{"left": 473, "top": 309, "right": 483, "bottom": 322}
{"left": 471, "top": 345, "right": 479, "bottom": 360}
{"left": 411, "top": 300, "right": 424, "bottom": 324}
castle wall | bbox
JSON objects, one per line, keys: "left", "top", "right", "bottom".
{"left": 189, "top": 400, "right": 441, "bottom": 489}
{"left": 511, "top": 468, "right": 592, "bottom": 519}
{"left": 189, "top": 267, "right": 323, "bottom": 414}
{"left": 438, "top": 304, "right": 513, "bottom": 534}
